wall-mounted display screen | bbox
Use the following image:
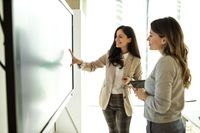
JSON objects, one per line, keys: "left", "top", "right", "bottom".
{"left": 12, "top": 0, "right": 74, "bottom": 132}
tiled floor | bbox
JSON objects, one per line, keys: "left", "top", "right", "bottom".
{"left": 84, "top": 105, "right": 146, "bottom": 133}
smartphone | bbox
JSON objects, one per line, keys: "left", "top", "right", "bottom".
{"left": 130, "top": 80, "right": 145, "bottom": 88}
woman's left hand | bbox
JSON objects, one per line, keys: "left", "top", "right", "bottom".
{"left": 133, "top": 88, "right": 148, "bottom": 101}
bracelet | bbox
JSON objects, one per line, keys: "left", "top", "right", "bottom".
{"left": 77, "top": 61, "right": 83, "bottom": 68}
{"left": 78, "top": 61, "right": 83, "bottom": 65}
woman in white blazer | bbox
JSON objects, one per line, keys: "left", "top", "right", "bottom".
{"left": 70, "top": 25, "right": 142, "bottom": 133}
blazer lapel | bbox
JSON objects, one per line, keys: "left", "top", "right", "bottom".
{"left": 124, "top": 55, "right": 133, "bottom": 76}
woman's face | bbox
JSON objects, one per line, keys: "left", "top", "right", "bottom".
{"left": 115, "top": 29, "right": 131, "bottom": 50}
{"left": 147, "top": 29, "right": 165, "bottom": 51}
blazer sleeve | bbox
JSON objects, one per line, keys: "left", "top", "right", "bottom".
{"left": 78, "top": 53, "right": 107, "bottom": 72}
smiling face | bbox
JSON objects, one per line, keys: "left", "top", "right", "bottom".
{"left": 147, "top": 29, "right": 166, "bottom": 53}
{"left": 115, "top": 29, "right": 131, "bottom": 53}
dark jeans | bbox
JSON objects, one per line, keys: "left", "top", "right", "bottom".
{"left": 146, "top": 119, "right": 185, "bottom": 133}
{"left": 103, "top": 94, "right": 131, "bottom": 133}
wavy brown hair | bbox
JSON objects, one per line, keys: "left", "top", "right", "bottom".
{"left": 151, "top": 17, "right": 191, "bottom": 88}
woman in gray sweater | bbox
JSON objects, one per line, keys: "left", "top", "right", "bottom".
{"left": 134, "top": 17, "right": 191, "bottom": 133}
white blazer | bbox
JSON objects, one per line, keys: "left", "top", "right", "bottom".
{"left": 80, "top": 52, "right": 142, "bottom": 116}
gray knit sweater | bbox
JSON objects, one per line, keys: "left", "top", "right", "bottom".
{"left": 144, "top": 55, "right": 184, "bottom": 123}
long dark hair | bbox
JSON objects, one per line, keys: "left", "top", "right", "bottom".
{"left": 151, "top": 17, "right": 191, "bottom": 88}
{"left": 108, "top": 25, "right": 141, "bottom": 68}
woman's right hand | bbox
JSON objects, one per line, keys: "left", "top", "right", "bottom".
{"left": 69, "top": 49, "right": 82, "bottom": 67}
{"left": 122, "top": 76, "right": 131, "bottom": 85}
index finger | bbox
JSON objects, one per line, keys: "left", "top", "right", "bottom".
{"left": 68, "top": 49, "right": 73, "bottom": 57}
